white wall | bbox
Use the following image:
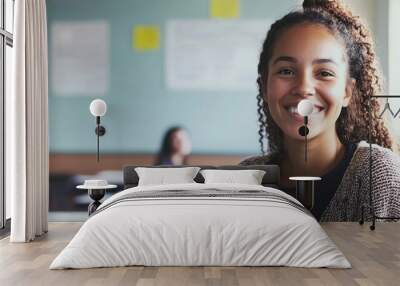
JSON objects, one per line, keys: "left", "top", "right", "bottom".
{"left": 345, "top": 0, "right": 387, "bottom": 84}
{"left": 345, "top": 0, "right": 376, "bottom": 35}
{"left": 388, "top": 0, "right": 400, "bottom": 94}
{"left": 345, "top": 1, "right": 392, "bottom": 94}
{"left": 375, "top": 0, "right": 390, "bottom": 92}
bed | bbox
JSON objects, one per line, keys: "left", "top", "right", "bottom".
{"left": 50, "top": 165, "right": 350, "bottom": 269}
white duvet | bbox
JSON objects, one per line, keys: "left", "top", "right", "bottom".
{"left": 50, "top": 183, "right": 351, "bottom": 269}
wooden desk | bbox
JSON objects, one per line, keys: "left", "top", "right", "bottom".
{"left": 0, "top": 222, "right": 399, "bottom": 286}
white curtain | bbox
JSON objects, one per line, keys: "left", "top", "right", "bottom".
{"left": 8, "top": 0, "right": 49, "bottom": 242}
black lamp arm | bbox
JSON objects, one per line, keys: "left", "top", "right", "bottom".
{"left": 95, "top": 116, "right": 106, "bottom": 136}
{"left": 94, "top": 116, "right": 106, "bottom": 162}
{"left": 298, "top": 116, "right": 309, "bottom": 163}
{"left": 304, "top": 116, "right": 308, "bottom": 163}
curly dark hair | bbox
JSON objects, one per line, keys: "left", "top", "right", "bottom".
{"left": 256, "top": 0, "right": 392, "bottom": 155}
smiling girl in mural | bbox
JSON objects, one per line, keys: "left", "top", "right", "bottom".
{"left": 241, "top": 0, "right": 400, "bottom": 221}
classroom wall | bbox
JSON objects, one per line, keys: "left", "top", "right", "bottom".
{"left": 47, "top": 0, "right": 385, "bottom": 155}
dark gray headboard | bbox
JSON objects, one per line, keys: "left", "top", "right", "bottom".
{"left": 123, "top": 165, "right": 280, "bottom": 189}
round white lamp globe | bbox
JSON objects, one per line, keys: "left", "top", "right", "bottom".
{"left": 297, "top": 99, "right": 314, "bottom": 116}
{"left": 90, "top": 99, "right": 107, "bottom": 117}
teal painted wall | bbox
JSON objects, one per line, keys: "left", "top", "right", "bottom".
{"left": 47, "top": 0, "right": 301, "bottom": 154}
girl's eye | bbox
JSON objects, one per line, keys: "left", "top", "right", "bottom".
{"left": 318, "top": 70, "right": 335, "bottom": 78}
{"left": 277, "top": 68, "right": 295, "bottom": 76}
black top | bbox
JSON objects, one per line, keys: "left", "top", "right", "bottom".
{"left": 283, "top": 143, "right": 357, "bottom": 221}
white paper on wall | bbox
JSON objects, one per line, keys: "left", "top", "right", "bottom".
{"left": 165, "top": 20, "right": 272, "bottom": 91}
{"left": 52, "top": 21, "right": 109, "bottom": 96}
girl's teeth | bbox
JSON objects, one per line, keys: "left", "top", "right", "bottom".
{"left": 287, "top": 106, "right": 322, "bottom": 115}
{"left": 288, "top": 107, "right": 298, "bottom": 114}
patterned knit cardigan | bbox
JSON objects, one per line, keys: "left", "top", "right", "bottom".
{"left": 239, "top": 141, "right": 400, "bottom": 222}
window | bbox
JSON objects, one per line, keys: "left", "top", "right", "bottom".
{"left": 0, "top": 0, "right": 14, "bottom": 230}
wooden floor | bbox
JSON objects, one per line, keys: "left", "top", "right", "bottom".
{"left": 0, "top": 222, "right": 399, "bottom": 286}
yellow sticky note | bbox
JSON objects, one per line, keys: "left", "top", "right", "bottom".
{"left": 210, "top": 0, "right": 239, "bottom": 19}
{"left": 133, "top": 25, "right": 160, "bottom": 51}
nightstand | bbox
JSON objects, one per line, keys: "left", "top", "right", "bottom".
{"left": 76, "top": 180, "right": 117, "bottom": 215}
{"left": 289, "top": 176, "right": 321, "bottom": 210}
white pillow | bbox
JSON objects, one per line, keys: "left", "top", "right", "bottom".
{"left": 135, "top": 167, "right": 201, "bottom": 186}
{"left": 200, "top": 169, "right": 266, "bottom": 185}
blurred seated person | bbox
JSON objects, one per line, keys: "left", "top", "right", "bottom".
{"left": 155, "top": 126, "right": 192, "bottom": 165}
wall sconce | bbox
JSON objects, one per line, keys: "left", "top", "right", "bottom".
{"left": 291, "top": 99, "right": 321, "bottom": 211}
{"left": 89, "top": 99, "right": 107, "bottom": 162}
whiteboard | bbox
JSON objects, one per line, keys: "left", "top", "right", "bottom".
{"left": 165, "top": 20, "right": 272, "bottom": 91}
{"left": 51, "top": 21, "right": 110, "bottom": 96}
